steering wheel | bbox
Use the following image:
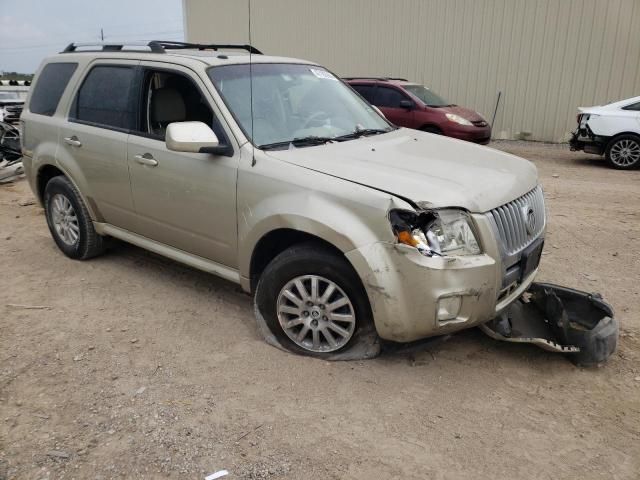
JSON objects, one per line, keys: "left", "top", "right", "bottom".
{"left": 301, "top": 111, "right": 330, "bottom": 130}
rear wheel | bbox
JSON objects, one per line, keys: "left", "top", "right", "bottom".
{"left": 605, "top": 134, "right": 640, "bottom": 169}
{"left": 44, "top": 176, "right": 105, "bottom": 259}
{"left": 254, "top": 243, "right": 376, "bottom": 357}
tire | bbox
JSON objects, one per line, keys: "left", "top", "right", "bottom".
{"left": 254, "top": 243, "right": 376, "bottom": 358}
{"left": 43, "top": 175, "right": 105, "bottom": 260}
{"left": 605, "top": 134, "right": 640, "bottom": 170}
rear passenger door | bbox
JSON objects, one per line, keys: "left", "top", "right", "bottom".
{"left": 126, "top": 62, "right": 239, "bottom": 268}
{"left": 374, "top": 86, "right": 415, "bottom": 128}
{"left": 58, "top": 60, "right": 140, "bottom": 231}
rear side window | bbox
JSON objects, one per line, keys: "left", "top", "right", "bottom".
{"left": 71, "top": 65, "right": 137, "bottom": 130}
{"left": 622, "top": 102, "right": 640, "bottom": 111}
{"left": 29, "top": 63, "right": 77, "bottom": 116}
{"left": 352, "top": 84, "right": 376, "bottom": 103}
{"left": 375, "top": 86, "right": 406, "bottom": 108}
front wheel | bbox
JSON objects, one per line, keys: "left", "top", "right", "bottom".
{"left": 254, "top": 243, "right": 378, "bottom": 358}
{"left": 605, "top": 134, "right": 640, "bottom": 169}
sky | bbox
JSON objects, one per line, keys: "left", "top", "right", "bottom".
{"left": 0, "top": 0, "right": 184, "bottom": 74}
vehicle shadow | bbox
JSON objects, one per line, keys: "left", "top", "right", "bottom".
{"left": 102, "top": 241, "right": 573, "bottom": 368}
{"left": 569, "top": 156, "right": 610, "bottom": 169}
{"left": 377, "top": 327, "right": 569, "bottom": 368}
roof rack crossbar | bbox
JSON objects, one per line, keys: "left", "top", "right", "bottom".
{"left": 148, "top": 41, "right": 262, "bottom": 54}
{"left": 342, "top": 76, "right": 409, "bottom": 82}
{"left": 61, "top": 41, "right": 164, "bottom": 53}
{"left": 61, "top": 41, "right": 262, "bottom": 55}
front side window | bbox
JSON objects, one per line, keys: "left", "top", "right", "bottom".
{"left": 137, "top": 70, "right": 215, "bottom": 139}
{"left": 71, "top": 65, "right": 136, "bottom": 130}
{"left": 208, "top": 63, "right": 391, "bottom": 148}
{"left": 375, "top": 86, "right": 407, "bottom": 108}
{"left": 404, "top": 84, "right": 450, "bottom": 107}
{"left": 29, "top": 62, "right": 77, "bottom": 116}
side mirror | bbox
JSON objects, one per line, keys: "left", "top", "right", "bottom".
{"left": 166, "top": 121, "right": 220, "bottom": 153}
{"left": 399, "top": 99, "right": 414, "bottom": 110}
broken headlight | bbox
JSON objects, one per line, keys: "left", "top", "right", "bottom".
{"left": 389, "top": 208, "right": 481, "bottom": 257}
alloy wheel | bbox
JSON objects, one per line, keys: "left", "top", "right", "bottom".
{"left": 51, "top": 193, "right": 80, "bottom": 246}
{"left": 276, "top": 275, "right": 356, "bottom": 352}
{"left": 610, "top": 138, "right": 640, "bottom": 167}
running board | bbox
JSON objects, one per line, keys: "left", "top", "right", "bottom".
{"left": 94, "top": 222, "right": 241, "bottom": 284}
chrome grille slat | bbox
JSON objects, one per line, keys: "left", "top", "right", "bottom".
{"left": 488, "top": 186, "right": 545, "bottom": 256}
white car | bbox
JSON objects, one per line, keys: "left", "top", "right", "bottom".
{"left": 570, "top": 96, "right": 640, "bottom": 169}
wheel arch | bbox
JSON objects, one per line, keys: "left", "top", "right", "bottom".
{"left": 605, "top": 131, "right": 640, "bottom": 150}
{"left": 35, "top": 162, "right": 103, "bottom": 222}
{"left": 36, "top": 164, "right": 65, "bottom": 203}
{"left": 419, "top": 123, "right": 443, "bottom": 134}
{"left": 247, "top": 227, "right": 356, "bottom": 294}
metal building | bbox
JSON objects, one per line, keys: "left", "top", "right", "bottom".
{"left": 183, "top": 0, "right": 640, "bottom": 142}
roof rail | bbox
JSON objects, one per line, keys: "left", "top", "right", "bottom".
{"left": 342, "top": 76, "right": 409, "bottom": 82}
{"left": 61, "top": 41, "right": 262, "bottom": 55}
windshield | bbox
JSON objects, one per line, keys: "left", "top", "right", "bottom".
{"left": 403, "top": 85, "right": 450, "bottom": 107}
{"left": 208, "top": 63, "right": 392, "bottom": 148}
{"left": 0, "top": 92, "right": 20, "bottom": 101}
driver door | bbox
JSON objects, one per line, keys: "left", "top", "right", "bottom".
{"left": 374, "top": 86, "right": 416, "bottom": 128}
{"left": 126, "top": 62, "right": 239, "bottom": 267}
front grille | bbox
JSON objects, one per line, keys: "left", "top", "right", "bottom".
{"left": 488, "top": 185, "right": 545, "bottom": 256}
{"left": 472, "top": 120, "right": 488, "bottom": 127}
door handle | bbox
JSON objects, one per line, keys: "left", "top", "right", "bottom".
{"left": 64, "top": 136, "right": 82, "bottom": 147}
{"left": 134, "top": 153, "right": 158, "bottom": 167}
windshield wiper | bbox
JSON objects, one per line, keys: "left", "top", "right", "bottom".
{"left": 334, "top": 128, "right": 392, "bottom": 141}
{"left": 258, "top": 136, "right": 335, "bottom": 151}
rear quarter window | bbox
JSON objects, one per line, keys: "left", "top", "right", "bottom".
{"left": 70, "top": 65, "right": 137, "bottom": 130}
{"left": 622, "top": 102, "right": 640, "bottom": 111}
{"left": 29, "top": 63, "right": 78, "bottom": 116}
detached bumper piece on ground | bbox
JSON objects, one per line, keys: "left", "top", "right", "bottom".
{"left": 481, "top": 283, "right": 618, "bottom": 367}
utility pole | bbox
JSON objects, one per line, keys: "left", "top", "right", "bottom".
{"left": 100, "top": 28, "right": 104, "bottom": 41}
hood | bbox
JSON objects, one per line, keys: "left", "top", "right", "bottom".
{"left": 434, "top": 104, "right": 486, "bottom": 123}
{"left": 264, "top": 129, "right": 537, "bottom": 213}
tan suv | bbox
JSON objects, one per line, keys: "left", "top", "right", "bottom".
{"left": 21, "top": 41, "right": 546, "bottom": 359}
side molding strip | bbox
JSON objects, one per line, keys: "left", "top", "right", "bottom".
{"left": 94, "top": 222, "right": 241, "bottom": 284}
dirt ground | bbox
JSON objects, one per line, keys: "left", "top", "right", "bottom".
{"left": 1, "top": 141, "right": 639, "bottom": 480}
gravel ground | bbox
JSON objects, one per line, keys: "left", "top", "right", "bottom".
{"left": 1, "top": 141, "right": 639, "bottom": 479}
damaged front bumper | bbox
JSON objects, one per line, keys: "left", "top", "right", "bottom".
{"left": 346, "top": 240, "right": 530, "bottom": 342}
{"left": 480, "top": 283, "right": 618, "bottom": 366}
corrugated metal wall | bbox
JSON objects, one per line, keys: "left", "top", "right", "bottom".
{"left": 184, "top": 0, "right": 640, "bottom": 142}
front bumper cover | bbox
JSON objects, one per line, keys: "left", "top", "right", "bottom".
{"left": 480, "top": 282, "right": 618, "bottom": 366}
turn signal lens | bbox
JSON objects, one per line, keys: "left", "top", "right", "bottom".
{"left": 397, "top": 230, "right": 419, "bottom": 247}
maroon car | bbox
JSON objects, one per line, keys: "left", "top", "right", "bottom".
{"left": 345, "top": 77, "right": 491, "bottom": 144}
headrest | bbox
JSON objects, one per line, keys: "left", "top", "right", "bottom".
{"left": 150, "top": 88, "right": 186, "bottom": 123}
